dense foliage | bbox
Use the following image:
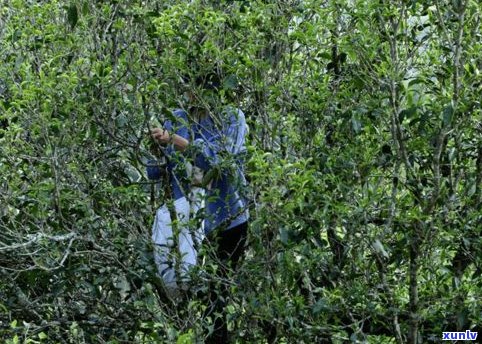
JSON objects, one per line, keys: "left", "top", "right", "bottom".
{"left": 1, "top": 0, "right": 480, "bottom": 343}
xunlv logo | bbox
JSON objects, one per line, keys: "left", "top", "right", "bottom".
{"left": 442, "top": 330, "right": 478, "bottom": 341}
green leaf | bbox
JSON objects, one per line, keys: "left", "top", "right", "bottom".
{"left": 11, "top": 29, "right": 21, "bottom": 43}
{"left": 456, "top": 309, "right": 468, "bottom": 329}
{"left": 317, "top": 52, "right": 331, "bottom": 60}
{"left": 372, "top": 239, "right": 389, "bottom": 259}
{"left": 408, "top": 78, "right": 424, "bottom": 87}
{"left": 399, "top": 107, "right": 417, "bottom": 123}
{"left": 279, "top": 227, "right": 289, "bottom": 244}
{"left": 467, "top": 182, "right": 476, "bottom": 197}
{"left": 0, "top": 302, "right": 6, "bottom": 314}
{"left": 177, "top": 329, "right": 195, "bottom": 344}
{"left": 67, "top": 4, "right": 78, "bottom": 29}
{"left": 223, "top": 74, "right": 238, "bottom": 90}
{"left": 442, "top": 104, "right": 454, "bottom": 127}
{"left": 312, "top": 299, "right": 329, "bottom": 314}
{"left": 351, "top": 117, "right": 362, "bottom": 133}
{"left": 81, "top": 2, "right": 89, "bottom": 16}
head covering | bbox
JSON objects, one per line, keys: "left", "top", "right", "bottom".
{"left": 195, "top": 72, "right": 221, "bottom": 90}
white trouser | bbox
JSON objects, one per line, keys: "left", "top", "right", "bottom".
{"left": 151, "top": 188, "right": 205, "bottom": 295}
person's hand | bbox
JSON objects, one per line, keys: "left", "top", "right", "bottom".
{"left": 150, "top": 128, "right": 170, "bottom": 144}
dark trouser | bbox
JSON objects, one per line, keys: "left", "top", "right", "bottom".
{"left": 204, "top": 221, "right": 248, "bottom": 344}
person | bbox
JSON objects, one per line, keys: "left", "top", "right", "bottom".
{"left": 150, "top": 74, "right": 249, "bottom": 343}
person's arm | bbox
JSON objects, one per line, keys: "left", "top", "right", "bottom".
{"left": 149, "top": 109, "right": 190, "bottom": 200}
{"left": 150, "top": 128, "right": 189, "bottom": 151}
{"left": 150, "top": 108, "right": 190, "bottom": 151}
{"left": 150, "top": 123, "right": 222, "bottom": 171}
{"left": 151, "top": 108, "right": 247, "bottom": 171}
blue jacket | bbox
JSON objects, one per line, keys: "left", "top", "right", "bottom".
{"left": 162, "top": 107, "right": 249, "bottom": 234}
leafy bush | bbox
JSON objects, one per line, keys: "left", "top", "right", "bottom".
{"left": 1, "top": 0, "right": 480, "bottom": 343}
